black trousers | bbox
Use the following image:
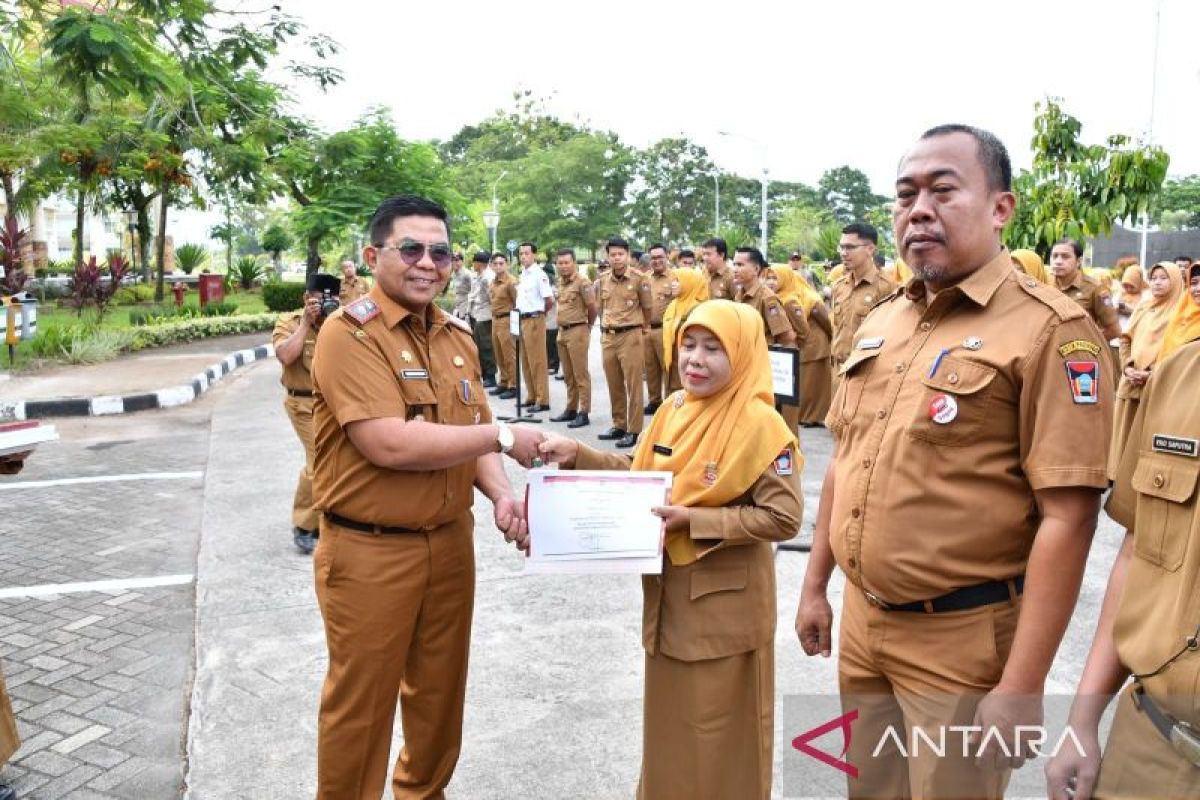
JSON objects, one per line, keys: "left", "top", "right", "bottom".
{"left": 546, "top": 328, "right": 559, "bottom": 372}
{"left": 471, "top": 318, "right": 496, "bottom": 382}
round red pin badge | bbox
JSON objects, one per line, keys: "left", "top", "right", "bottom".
{"left": 928, "top": 393, "right": 958, "bottom": 424}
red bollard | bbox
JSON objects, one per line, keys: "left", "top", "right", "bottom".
{"left": 172, "top": 281, "right": 186, "bottom": 308}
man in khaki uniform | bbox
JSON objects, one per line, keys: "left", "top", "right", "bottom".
{"left": 597, "top": 237, "right": 653, "bottom": 449}
{"left": 515, "top": 242, "right": 553, "bottom": 412}
{"left": 310, "top": 195, "right": 542, "bottom": 800}
{"left": 733, "top": 248, "right": 798, "bottom": 347}
{"left": 1047, "top": 340, "right": 1200, "bottom": 800}
{"left": 796, "top": 125, "right": 1113, "bottom": 798}
{"left": 548, "top": 248, "right": 596, "bottom": 428}
{"left": 1050, "top": 238, "right": 1121, "bottom": 341}
{"left": 642, "top": 244, "right": 674, "bottom": 415}
{"left": 488, "top": 253, "right": 518, "bottom": 400}
{"left": 829, "top": 222, "right": 897, "bottom": 395}
{"left": 340, "top": 260, "right": 369, "bottom": 302}
{"left": 272, "top": 272, "right": 340, "bottom": 555}
{"left": 701, "top": 237, "right": 736, "bottom": 300}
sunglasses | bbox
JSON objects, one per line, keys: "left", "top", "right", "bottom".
{"left": 374, "top": 239, "right": 453, "bottom": 268}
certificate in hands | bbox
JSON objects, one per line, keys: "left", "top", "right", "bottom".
{"left": 524, "top": 470, "right": 672, "bottom": 574}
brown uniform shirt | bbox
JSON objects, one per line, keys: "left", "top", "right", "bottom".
{"left": 311, "top": 287, "right": 492, "bottom": 529}
{"left": 489, "top": 269, "right": 517, "bottom": 317}
{"left": 341, "top": 274, "right": 369, "bottom": 303}
{"left": 1058, "top": 270, "right": 1118, "bottom": 332}
{"left": 801, "top": 303, "right": 833, "bottom": 362}
{"left": 645, "top": 271, "right": 674, "bottom": 324}
{"left": 271, "top": 312, "right": 315, "bottom": 392}
{"left": 735, "top": 282, "right": 793, "bottom": 344}
{"left": 781, "top": 298, "right": 812, "bottom": 345}
{"left": 830, "top": 265, "right": 898, "bottom": 367}
{"left": 826, "top": 250, "right": 1113, "bottom": 603}
{"left": 706, "top": 264, "right": 736, "bottom": 300}
{"left": 598, "top": 269, "right": 653, "bottom": 329}
{"left": 1106, "top": 339, "right": 1200, "bottom": 698}
{"left": 556, "top": 273, "right": 594, "bottom": 326}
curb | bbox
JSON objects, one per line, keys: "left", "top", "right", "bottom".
{"left": 0, "top": 344, "right": 275, "bottom": 421}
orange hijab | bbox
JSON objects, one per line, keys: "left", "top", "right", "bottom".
{"left": 1011, "top": 249, "right": 1049, "bottom": 284}
{"left": 1159, "top": 263, "right": 1200, "bottom": 363}
{"left": 661, "top": 268, "right": 709, "bottom": 375}
{"left": 633, "top": 300, "right": 799, "bottom": 566}
{"left": 1120, "top": 265, "right": 1146, "bottom": 309}
{"left": 1124, "top": 263, "right": 1183, "bottom": 369}
{"left": 768, "top": 265, "right": 801, "bottom": 307}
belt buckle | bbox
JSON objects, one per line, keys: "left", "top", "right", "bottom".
{"left": 1170, "top": 721, "right": 1200, "bottom": 767}
{"left": 863, "top": 590, "right": 888, "bottom": 610}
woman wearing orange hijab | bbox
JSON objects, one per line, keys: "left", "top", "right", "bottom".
{"left": 1158, "top": 261, "right": 1200, "bottom": 363}
{"left": 1010, "top": 249, "right": 1049, "bottom": 284}
{"left": 1107, "top": 262, "right": 1184, "bottom": 477}
{"left": 661, "top": 268, "right": 709, "bottom": 394}
{"left": 1117, "top": 264, "right": 1146, "bottom": 327}
{"left": 763, "top": 265, "right": 810, "bottom": 433}
{"left": 539, "top": 301, "right": 803, "bottom": 800}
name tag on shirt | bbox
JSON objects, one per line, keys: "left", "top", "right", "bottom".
{"left": 856, "top": 336, "right": 884, "bottom": 350}
{"left": 1152, "top": 435, "right": 1199, "bottom": 458}
{"left": 401, "top": 369, "right": 429, "bottom": 380}
{"left": 653, "top": 444, "right": 673, "bottom": 456}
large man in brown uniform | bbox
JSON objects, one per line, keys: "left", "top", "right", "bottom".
{"left": 701, "top": 237, "right": 736, "bottom": 300}
{"left": 1050, "top": 238, "right": 1121, "bottom": 342}
{"left": 548, "top": 248, "right": 596, "bottom": 428}
{"left": 829, "top": 222, "right": 897, "bottom": 395}
{"left": 310, "top": 195, "right": 542, "bottom": 800}
{"left": 642, "top": 244, "right": 674, "bottom": 414}
{"left": 272, "top": 272, "right": 340, "bottom": 555}
{"left": 488, "top": 253, "right": 518, "bottom": 400}
{"left": 597, "top": 237, "right": 653, "bottom": 449}
{"left": 1047, "top": 339, "right": 1200, "bottom": 800}
{"left": 795, "top": 125, "right": 1113, "bottom": 798}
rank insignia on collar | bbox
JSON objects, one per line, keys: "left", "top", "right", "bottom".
{"left": 345, "top": 298, "right": 380, "bottom": 324}
{"left": 1065, "top": 361, "right": 1100, "bottom": 404}
{"left": 1058, "top": 339, "right": 1102, "bottom": 358}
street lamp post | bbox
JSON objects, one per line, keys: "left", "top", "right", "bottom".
{"left": 713, "top": 172, "right": 720, "bottom": 234}
{"left": 485, "top": 170, "right": 508, "bottom": 254}
{"left": 1139, "top": 0, "right": 1164, "bottom": 268}
{"left": 717, "top": 131, "right": 769, "bottom": 253}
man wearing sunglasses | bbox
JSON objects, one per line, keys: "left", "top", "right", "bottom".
{"left": 309, "top": 194, "right": 543, "bottom": 800}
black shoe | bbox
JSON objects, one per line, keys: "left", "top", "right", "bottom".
{"left": 497, "top": 389, "right": 516, "bottom": 399}
{"left": 0, "top": 781, "right": 17, "bottom": 800}
{"left": 293, "top": 527, "right": 318, "bottom": 555}
{"left": 488, "top": 385, "right": 505, "bottom": 396}
{"left": 482, "top": 378, "right": 496, "bottom": 388}
{"left": 554, "top": 374, "right": 566, "bottom": 381}
{"left": 615, "top": 432, "right": 639, "bottom": 449}
{"left": 644, "top": 401, "right": 661, "bottom": 415}
{"left": 598, "top": 427, "right": 626, "bottom": 440}
{"left": 549, "top": 410, "right": 577, "bottom": 422}
{"left": 529, "top": 404, "right": 551, "bottom": 413}
{"left": 567, "top": 413, "right": 589, "bottom": 428}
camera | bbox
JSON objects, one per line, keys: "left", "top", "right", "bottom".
{"left": 319, "top": 289, "right": 339, "bottom": 317}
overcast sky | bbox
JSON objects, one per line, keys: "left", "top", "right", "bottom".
{"left": 272, "top": 0, "right": 1200, "bottom": 195}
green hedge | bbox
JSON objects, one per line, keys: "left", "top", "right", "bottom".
{"left": 129, "top": 313, "right": 276, "bottom": 350}
{"left": 128, "top": 301, "right": 239, "bottom": 326}
{"left": 262, "top": 282, "right": 306, "bottom": 312}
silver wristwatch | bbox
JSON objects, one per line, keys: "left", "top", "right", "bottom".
{"left": 494, "top": 421, "right": 515, "bottom": 454}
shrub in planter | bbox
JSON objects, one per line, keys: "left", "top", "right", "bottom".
{"left": 175, "top": 243, "right": 208, "bottom": 275}
{"left": 262, "top": 281, "right": 306, "bottom": 312}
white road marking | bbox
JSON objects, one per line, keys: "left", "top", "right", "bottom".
{"left": 0, "top": 471, "right": 203, "bottom": 490}
{"left": 0, "top": 574, "right": 194, "bottom": 600}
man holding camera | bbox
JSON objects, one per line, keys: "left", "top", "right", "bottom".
{"left": 272, "top": 272, "right": 341, "bottom": 554}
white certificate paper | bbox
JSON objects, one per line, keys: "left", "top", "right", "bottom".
{"left": 524, "top": 470, "right": 672, "bottom": 574}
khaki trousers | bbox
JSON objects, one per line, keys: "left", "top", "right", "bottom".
{"left": 637, "top": 647, "right": 773, "bottom": 800}
{"left": 643, "top": 327, "right": 666, "bottom": 405}
{"left": 519, "top": 315, "right": 549, "bottom": 405}
{"left": 838, "top": 585, "right": 1019, "bottom": 799}
{"left": 602, "top": 328, "right": 645, "bottom": 433}
{"left": 283, "top": 394, "right": 318, "bottom": 532}
{"left": 800, "top": 356, "right": 832, "bottom": 424}
{"left": 313, "top": 513, "right": 476, "bottom": 800}
{"left": 1094, "top": 684, "right": 1200, "bottom": 799}
{"left": 491, "top": 317, "right": 516, "bottom": 389}
{"left": 557, "top": 324, "right": 591, "bottom": 413}
{"left": 0, "top": 661, "right": 18, "bottom": 767}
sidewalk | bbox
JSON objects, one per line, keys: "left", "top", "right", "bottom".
{"left": 0, "top": 333, "right": 273, "bottom": 420}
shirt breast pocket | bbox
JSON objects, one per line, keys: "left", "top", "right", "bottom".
{"left": 907, "top": 355, "right": 998, "bottom": 447}
{"left": 1131, "top": 453, "right": 1199, "bottom": 572}
{"left": 836, "top": 348, "right": 881, "bottom": 424}
{"left": 399, "top": 379, "right": 439, "bottom": 422}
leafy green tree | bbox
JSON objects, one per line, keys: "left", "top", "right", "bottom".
{"left": 260, "top": 222, "right": 292, "bottom": 274}
{"left": 1153, "top": 175, "right": 1200, "bottom": 230}
{"left": 627, "top": 138, "right": 718, "bottom": 246}
{"left": 770, "top": 201, "right": 834, "bottom": 260}
{"left": 818, "top": 166, "right": 887, "bottom": 225}
{"left": 1005, "top": 98, "right": 1170, "bottom": 255}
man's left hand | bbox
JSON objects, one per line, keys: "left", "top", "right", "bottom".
{"left": 493, "top": 495, "right": 529, "bottom": 551}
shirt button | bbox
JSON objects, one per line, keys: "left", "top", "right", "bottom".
{"left": 919, "top": 322, "right": 931, "bottom": 331}
{"left": 895, "top": 363, "right": 905, "bottom": 373}
{"left": 848, "top": 557, "right": 858, "bottom": 569}
{"left": 877, "top": 409, "right": 887, "bottom": 419}
{"left": 851, "top": 507, "right": 861, "bottom": 519}
{"left": 862, "top": 458, "right": 871, "bottom": 468}
{"left": 1153, "top": 474, "right": 1166, "bottom": 488}
{"left": 947, "top": 373, "right": 959, "bottom": 385}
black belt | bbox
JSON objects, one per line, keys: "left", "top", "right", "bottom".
{"left": 649, "top": 322, "right": 663, "bottom": 329}
{"left": 603, "top": 324, "right": 641, "bottom": 334}
{"left": 862, "top": 575, "right": 1024, "bottom": 613}
{"left": 520, "top": 312, "right": 543, "bottom": 319}
{"left": 287, "top": 388, "right": 313, "bottom": 397}
{"left": 559, "top": 321, "right": 587, "bottom": 330}
{"left": 1133, "top": 684, "right": 1200, "bottom": 766}
{"left": 326, "top": 512, "right": 419, "bottom": 535}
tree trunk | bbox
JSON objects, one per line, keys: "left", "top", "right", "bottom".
{"left": 306, "top": 236, "right": 321, "bottom": 276}
{"left": 1, "top": 172, "right": 15, "bottom": 229}
{"left": 155, "top": 187, "right": 169, "bottom": 303}
{"left": 74, "top": 186, "right": 86, "bottom": 266}
{"left": 136, "top": 202, "right": 152, "bottom": 283}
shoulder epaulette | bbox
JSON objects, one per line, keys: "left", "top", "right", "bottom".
{"left": 1015, "top": 275, "right": 1084, "bottom": 322}
{"left": 445, "top": 313, "right": 472, "bottom": 334}
{"left": 343, "top": 297, "right": 381, "bottom": 325}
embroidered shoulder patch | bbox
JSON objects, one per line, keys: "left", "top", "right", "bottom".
{"left": 773, "top": 448, "right": 794, "bottom": 476}
{"left": 344, "top": 298, "right": 380, "bottom": 325}
{"left": 1059, "top": 339, "right": 1102, "bottom": 358}
{"left": 1065, "top": 361, "right": 1100, "bottom": 404}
